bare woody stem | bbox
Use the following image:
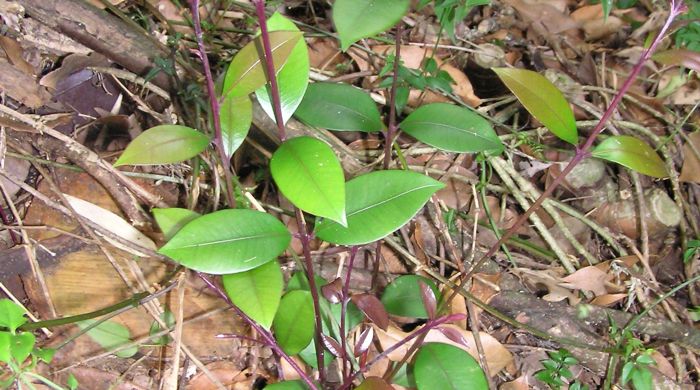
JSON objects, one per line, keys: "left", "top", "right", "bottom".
{"left": 190, "top": 0, "right": 237, "bottom": 208}
{"left": 252, "top": 0, "right": 326, "bottom": 381}
{"left": 457, "top": 0, "right": 687, "bottom": 286}
{"left": 383, "top": 23, "right": 403, "bottom": 170}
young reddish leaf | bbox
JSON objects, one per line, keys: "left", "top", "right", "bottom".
{"left": 114, "top": 125, "right": 210, "bottom": 166}
{"left": 414, "top": 343, "right": 488, "bottom": 390}
{"left": 591, "top": 135, "right": 668, "bottom": 178}
{"left": 653, "top": 49, "right": 700, "bottom": 73}
{"left": 255, "top": 13, "right": 309, "bottom": 124}
{"left": 351, "top": 293, "right": 389, "bottom": 331}
{"left": 436, "top": 326, "right": 471, "bottom": 349}
{"left": 493, "top": 68, "right": 578, "bottom": 145}
{"left": 355, "top": 377, "right": 394, "bottom": 390}
{"left": 321, "top": 334, "right": 344, "bottom": 358}
{"left": 419, "top": 281, "right": 437, "bottom": 319}
{"left": 321, "top": 277, "right": 344, "bottom": 304}
{"left": 223, "top": 31, "right": 303, "bottom": 98}
{"left": 333, "top": 0, "right": 410, "bottom": 51}
{"left": 354, "top": 326, "right": 374, "bottom": 357}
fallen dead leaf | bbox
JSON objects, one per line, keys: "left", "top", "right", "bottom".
{"left": 499, "top": 376, "right": 530, "bottom": 390}
{"left": 582, "top": 16, "right": 623, "bottom": 41}
{"left": 512, "top": 268, "right": 580, "bottom": 305}
{"left": 186, "top": 362, "right": 251, "bottom": 390}
{"left": 560, "top": 266, "right": 609, "bottom": 296}
{"left": 504, "top": 0, "right": 579, "bottom": 34}
{"left": 0, "top": 35, "right": 35, "bottom": 75}
{"left": 590, "top": 293, "right": 627, "bottom": 307}
{"left": 680, "top": 131, "right": 700, "bottom": 183}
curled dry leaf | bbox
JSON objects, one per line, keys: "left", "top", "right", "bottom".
{"left": 590, "top": 293, "right": 628, "bottom": 307}
{"left": 511, "top": 268, "right": 580, "bottom": 305}
{"left": 63, "top": 194, "right": 156, "bottom": 257}
{"left": 680, "top": 131, "right": 700, "bottom": 184}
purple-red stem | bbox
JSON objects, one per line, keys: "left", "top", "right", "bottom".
{"left": 382, "top": 23, "right": 403, "bottom": 170}
{"left": 197, "top": 273, "right": 318, "bottom": 390}
{"left": 459, "top": 0, "right": 687, "bottom": 285}
{"left": 340, "top": 246, "right": 359, "bottom": 382}
{"left": 190, "top": 0, "right": 236, "bottom": 208}
{"left": 252, "top": 0, "right": 326, "bottom": 381}
{"left": 339, "top": 314, "right": 466, "bottom": 390}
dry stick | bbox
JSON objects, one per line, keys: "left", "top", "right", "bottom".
{"left": 251, "top": 0, "right": 325, "bottom": 381}
{"left": 454, "top": 0, "right": 686, "bottom": 292}
{"left": 190, "top": 0, "right": 236, "bottom": 209}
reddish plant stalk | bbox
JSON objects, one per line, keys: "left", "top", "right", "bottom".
{"left": 252, "top": 0, "right": 326, "bottom": 381}
{"left": 197, "top": 273, "right": 318, "bottom": 390}
{"left": 190, "top": 0, "right": 236, "bottom": 208}
{"left": 383, "top": 23, "right": 403, "bottom": 170}
{"left": 460, "top": 0, "right": 687, "bottom": 285}
{"left": 340, "top": 245, "right": 360, "bottom": 381}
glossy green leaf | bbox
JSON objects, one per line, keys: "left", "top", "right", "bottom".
{"left": 298, "top": 336, "right": 333, "bottom": 369}
{"left": 255, "top": 13, "right": 310, "bottom": 124}
{"left": 159, "top": 209, "right": 291, "bottom": 274}
{"left": 271, "top": 136, "right": 346, "bottom": 225}
{"left": 265, "top": 380, "right": 308, "bottom": 390}
{"left": 114, "top": 125, "right": 210, "bottom": 166}
{"left": 222, "top": 261, "right": 283, "bottom": 330}
{"left": 493, "top": 68, "right": 578, "bottom": 145}
{"left": 273, "top": 290, "right": 315, "bottom": 355}
{"left": 153, "top": 208, "right": 200, "bottom": 241}
{"left": 414, "top": 343, "right": 488, "bottom": 390}
{"left": 294, "top": 82, "right": 383, "bottom": 132}
{"left": 333, "top": 0, "right": 410, "bottom": 51}
{"left": 381, "top": 275, "right": 440, "bottom": 319}
{"left": 591, "top": 135, "right": 668, "bottom": 178}
{"left": 223, "top": 31, "right": 303, "bottom": 98}
{"left": 10, "top": 332, "right": 35, "bottom": 363}
{"left": 220, "top": 94, "right": 253, "bottom": 158}
{"left": 400, "top": 103, "right": 503, "bottom": 154}
{"left": 602, "top": 0, "right": 613, "bottom": 20}
{"left": 315, "top": 170, "right": 444, "bottom": 245}
{"left": 0, "top": 299, "right": 27, "bottom": 332}
{"left": 78, "top": 319, "right": 137, "bottom": 358}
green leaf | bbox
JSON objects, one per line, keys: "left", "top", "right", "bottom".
{"left": 67, "top": 373, "right": 79, "bottom": 390}
{"left": 0, "top": 299, "right": 27, "bottom": 333}
{"left": 315, "top": 170, "right": 444, "bottom": 245}
{"left": 381, "top": 275, "right": 440, "bottom": 319}
{"left": 159, "top": 209, "right": 291, "bottom": 274}
{"left": 149, "top": 310, "right": 175, "bottom": 346}
{"left": 591, "top": 135, "right": 668, "bottom": 178}
{"left": 271, "top": 136, "right": 346, "bottom": 225}
{"left": 10, "top": 332, "right": 35, "bottom": 363}
{"left": 255, "top": 13, "right": 310, "bottom": 124}
{"left": 222, "top": 261, "right": 283, "bottom": 330}
{"left": 493, "top": 68, "right": 578, "bottom": 145}
{"left": 32, "top": 347, "right": 55, "bottom": 363}
{"left": 220, "top": 95, "right": 253, "bottom": 158}
{"left": 273, "top": 290, "right": 315, "bottom": 355}
{"left": 413, "top": 343, "right": 488, "bottom": 390}
{"left": 602, "top": 0, "right": 613, "bottom": 20}
{"left": 78, "top": 319, "right": 137, "bottom": 358}
{"left": 114, "top": 125, "right": 210, "bottom": 166}
{"left": 0, "top": 332, "right": 10, "bottom": 363}
{"left": 223, "top": 31, "right": 303, "bottom": 98}
{"left": 631, "top": 366, "right": 653, "bottom": 390}
{"left": 153, "top": 208, "right": 201, "bottom": 241}
{"left": 333, "top": 0, "right": 410, "bottom": 51}
{"left": 294, "top": 82, "right": 383, "bottom": 132}
{"left": 399, "top": 103, "right": 503, "bottom": 154}
{"left": 265, "top": 380, "right": 308, "bottom": 390}
{"left": 298, "top": 337, "right": 333, "bottom": 369}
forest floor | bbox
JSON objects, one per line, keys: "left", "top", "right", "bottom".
{"left": 0, "top": 0, "right": 699, "bottom": 389}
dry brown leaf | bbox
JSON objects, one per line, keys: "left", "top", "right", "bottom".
{"left": 0, "top": 36, "right": 35, "bottom": 76}
{"left": 571, "top": 4, "right": 604, "bottom": 23}
{"left": 504, "top": 0, "right": 579, "bottom": 34}
{"left": 582, "top": 16, "right": 623, "bottom": 41}
{"left": 680, "top": 131, "right": 700, "bottom": 183}
{"left": 651, "top": 350, "right": 676, "bottom": 379}
{"left": 0, "top": 57, "right": 49, "bottom": 108}
{"left": 512, "top": 268, "right": 580, "bottom": 305}
{"left": 442, "top": 284, "right": 468, "bottom": 328}
{"left": 499, "top": 376, "right": 530, "bottom": 390}
{"left": 590, "top": 293, "right": 627, "bottom": 307}
{"left": 86, "top": 0, "right": 124, "bottom": 8}
{"left": 308, "top": 38, "right": 345, "bottom": 71}
{"left": 186, "top": 363, "right": 251, "bottom": 390}
{"left": 373, "top": 325, "right": 411, "bottom": 362}
{"left": 424, "top": 324, "right": 513, "bottom": 376}
{"left": 278, "top": 355, "right": 306, "bottom": 381}
{"left": 560, "top": 266, "right": 608, "bottom": 296}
